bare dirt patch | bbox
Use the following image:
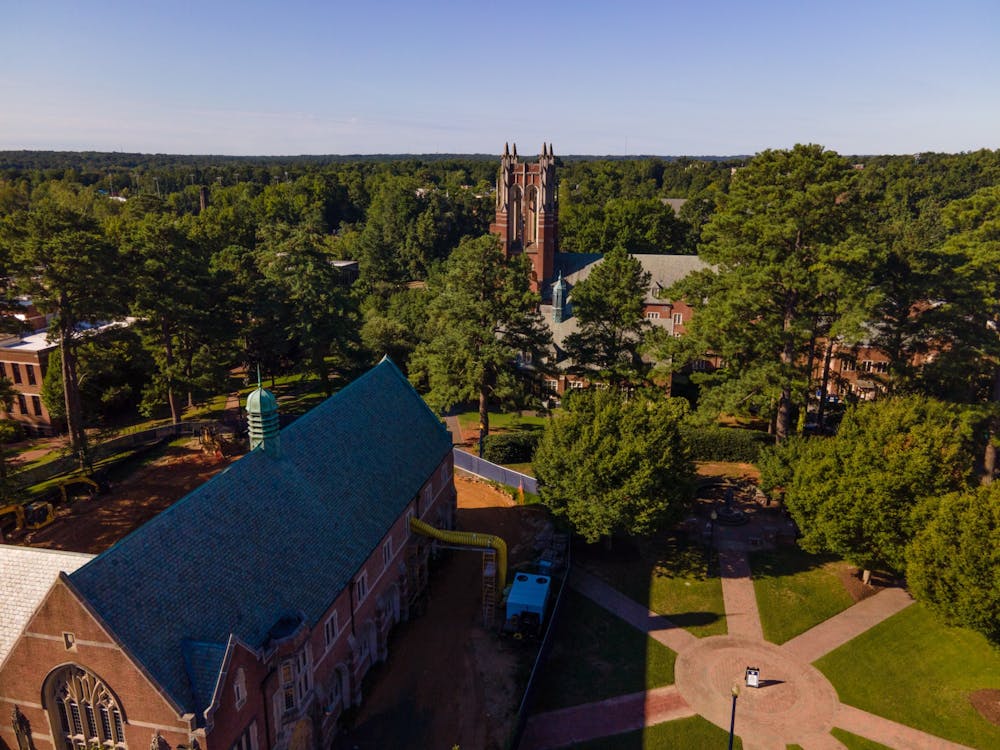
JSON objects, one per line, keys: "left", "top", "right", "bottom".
{"left": 696, "top": 460, "right": 761, "bottom": 483}
{"left": 836, "top": 565, "right": 891, "bottom": 603}
{"left": 335, "top": 476, "right": 552, "bottom": 750}
{"left": 970, "top": 689, "right": 1000, "bottom": 726}
{"left": 18, "top": 440, "right": 240, "bottom": 554}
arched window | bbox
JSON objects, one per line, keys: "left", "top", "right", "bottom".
{"left": 44, "top": 666, "right": 127, "bottom": 750}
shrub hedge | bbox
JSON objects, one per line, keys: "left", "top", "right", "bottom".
{"left": 683, "top": 426, "right": 773, "bottom": 462}
{"left": 482, "top": 431, "right": 542, "bottom": 464}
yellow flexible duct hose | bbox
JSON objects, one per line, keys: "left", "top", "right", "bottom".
{"left": 409, "top": 516, "right": 508, "bottom": 591}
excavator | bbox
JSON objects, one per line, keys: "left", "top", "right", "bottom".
{"left": 0, "top": 474, "right": 103, "bottom": 542}
{"left": 0, "top": 500, "right": 55, "bottom": 541}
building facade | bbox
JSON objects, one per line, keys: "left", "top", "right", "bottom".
{"left": 489, "top": 143, "right": 559, "bottom": 293}
{"left": 0, "top": 357, "right": 456, "bottom": 750}
{"left": 0, "top": 331, "right": 57, "bottom": 436}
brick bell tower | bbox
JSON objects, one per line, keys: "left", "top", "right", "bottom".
{"left": 489, "top": 142, "right": 558, "bottom": 293}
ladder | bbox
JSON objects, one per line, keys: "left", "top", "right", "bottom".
{"left": 482, "top": 550, "right": 497, "bottom": 627}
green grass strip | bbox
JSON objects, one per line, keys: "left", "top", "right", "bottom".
{"left": 816, "top": 603, "right": 1000, "bottom": 749}
{"left": 531, "top": 588, "right": 675, "bottom": 711}
{"left": 750, "top": 546, "right": 855, "bottom": 644}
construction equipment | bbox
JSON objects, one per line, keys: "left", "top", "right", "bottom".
{"left": 0, "top": 501, "right": 55, "bottom": 540}
{"left": 56, "top": 475, "right": 100, "bottom": 503}
{"left": 409, "top": 516, "right": 508, "bottom": 626}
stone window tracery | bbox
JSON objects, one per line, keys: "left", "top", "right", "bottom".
{"left": 45, "top": 666, "right": 127, "bottom": 750}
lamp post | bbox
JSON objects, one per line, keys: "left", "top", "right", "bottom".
{"left": 728, "top": 683, "right": 739, "bottom": 750}
{"left": 710, "top": 509, "right": 718, "bottom": 548}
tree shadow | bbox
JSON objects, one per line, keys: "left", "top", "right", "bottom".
{"left": 748, "top": 545, "right": 841, "bottom": 578}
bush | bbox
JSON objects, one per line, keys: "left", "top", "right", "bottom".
{"left": 682, "top": 426, "right": 773, "bottom": 462}
{"left": 482, "top": 431, "right": 541, "bottom": 464}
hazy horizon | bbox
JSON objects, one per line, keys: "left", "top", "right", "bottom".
{"left": 3, "top": 1, "right": 998, "bottom": 156}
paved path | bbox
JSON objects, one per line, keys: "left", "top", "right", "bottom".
{"left": 836, "top": 704, "right": 974, "bottom": 750}
{"left": 520, "top": 686, "right": 693, "bottom": 750}
{"left": 559, "top": 554, "right": 976, "bottom": 750}
{"left": 782, "top": 587, "right": 914, "bottom": 664}
{"left": 719, "top": 548, "right": 764, "bottom": 640}
{"left": 444, "top": 415, "right": 463, "bottom": 447}
{"left": 569, "top": 567, "right": 699, "bottom": 653}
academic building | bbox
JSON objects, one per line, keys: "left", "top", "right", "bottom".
{"left": 0, "top": 357, "right": 456, "bottom": 750}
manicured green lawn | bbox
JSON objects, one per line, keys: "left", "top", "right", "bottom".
{"left": 829, "top": 728, "right": 893, "bottom": 750}
{"left": 456, "top": 410, "right": 548, "bottom": 432}
{"left": 816, "top": 603, "right": 1000, "bottom": 749}
{"left": 574, "top": 716, "right": 742, "bottom": 749}
{"left": 750, "top": 546, "right": 855, "bottom": 644}
{"left": 531, "top": 589, "right": 676, "bottom": 711}
{"left": 504, "top": 461, "right": 534, "bottom": 476}
{"left": 580, "top": 538, "right": 727, "bottom": 637}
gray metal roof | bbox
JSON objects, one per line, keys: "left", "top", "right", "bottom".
{"left": 0, "top": 546, "right": 94, "bottom": 667}
{"left": 552, "top": 253, "right": 708, "bottom": 305}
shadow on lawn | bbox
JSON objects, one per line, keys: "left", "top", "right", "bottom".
{"left": 748, "top": 545, "right": 842, "bottom": 579}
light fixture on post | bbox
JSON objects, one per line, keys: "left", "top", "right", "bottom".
{"left": 728, "top": 682, "right": 740, "bottom": 750}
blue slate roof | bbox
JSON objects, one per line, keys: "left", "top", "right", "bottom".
{"left": 70, "top": 358, "right": 451, "bottom": 716}
{"left": 182, "top": 640, "right": 228, "bottom": 713}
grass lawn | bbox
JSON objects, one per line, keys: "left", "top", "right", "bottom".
{"left": 531, "top": 589, "right": 676, "bottom": 712}
{"left": 829, "top": 728, "right": 893, "bottom": 750}
{"left": 504, "top": 461, "right": 534, "bottom": 476}
{"left": 574, "top": 716, "right": 742, "bottom": 750}
{"left": 816, "top": 603, "right": 1000, "bottom": 749}
{"left": 750, "top": 546, "right": 855, "bottom": 644}
{"left": 455, "top": 410, "right": 548, "bottom": 432}
{"left": 579, "top": 537, "right": 727, "bottom": 637}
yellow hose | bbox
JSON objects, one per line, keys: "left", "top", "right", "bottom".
{"left": 409, "top": 516, "right": 508, "bottom": 591}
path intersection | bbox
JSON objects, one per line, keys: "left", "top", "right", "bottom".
{"left": 522, "top": 525, "right": 973, "bottom": 750}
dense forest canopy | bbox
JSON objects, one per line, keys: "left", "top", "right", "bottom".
{"left": 0, "top": 146, "right": 998, "bottom": 449}
{"left": 5, "top": 146, "right": 999, "bottom": 638}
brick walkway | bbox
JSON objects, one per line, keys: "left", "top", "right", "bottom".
{"left": 719, "top": 548, "right": 764, "bottom": 640}
{"left": 835, "top": 705, "right": 974, "bottom": 750}
{"left": 520, "top": 686, "right": 693, "bottom": 750}
{"left": 569, "top": 567, "right": 698, "bottom": 653}
{"left": 544, "top": 544, "right": 978, "bottom": 750}
{"left": 782, "top": 587, "right": 914, "bottom": 663}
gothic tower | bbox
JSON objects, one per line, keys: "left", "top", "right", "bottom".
{"left": 489, "top": 142, "right": 558, "bottom": 293}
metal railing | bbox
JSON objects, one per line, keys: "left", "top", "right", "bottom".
{"left": 12, "top": 420, "right": 236, "bottom": 487}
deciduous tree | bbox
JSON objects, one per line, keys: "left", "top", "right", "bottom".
{"left": 533, "top": 388, "right": 695, "bottom": 543}
{"left": 907, "top": 484, "right": 1000, "bottom": 643}
{"left": 765, "top": 396, "right": 978, "bottom": 574}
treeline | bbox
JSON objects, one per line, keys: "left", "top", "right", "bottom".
{"left": 1, "top": 148, "right": 999, "bottom": 454}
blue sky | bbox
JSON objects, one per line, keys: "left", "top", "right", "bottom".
{"left": 1, "top": 0, "right": 998, "bottom": 155}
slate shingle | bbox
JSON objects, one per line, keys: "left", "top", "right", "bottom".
{"left": 69, "top": 358, "right": 451, "bottom": 715}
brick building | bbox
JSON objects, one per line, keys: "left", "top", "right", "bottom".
{"left": 538, "top": 252, "right": 715, "bottom": 395}
{"left": 489, "top": 143, "right": 558, "bottom": 293}
{"left": 489, "top": 143, "right": 717, "bottom": 394}
{"left": 0, "top": 331, "right": 57, "bottom": 435}
{"left": 0, "top": 357, "right": 456, "bottom": 750}
{"left": 488, "top": 144, "right": 913, "bottom": 401}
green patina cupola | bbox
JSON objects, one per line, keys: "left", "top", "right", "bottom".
{"left": 246, "top": 374, "right": 280, "bottom": 457}
{"left": 552, "top": 271, "right": 567, "bottom": 323}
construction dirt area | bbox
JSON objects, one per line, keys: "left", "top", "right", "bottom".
{"left": 14, "top": 439, "right": 243, "bottom": 554}
{"left": 334, "top": 475, "right": 554, "bottom": 750}
{"left": 15, "top": 442, "right": 553, "bottom": 750}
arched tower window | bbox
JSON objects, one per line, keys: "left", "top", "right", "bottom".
{"left": 510, "top": 186, "right": 523, "bottom": 248}
{"left": 44, "top": 666, "right": 128, "bottom": 750}
{"left": 525, "top": 186, "right": 539, "bottom": 245}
